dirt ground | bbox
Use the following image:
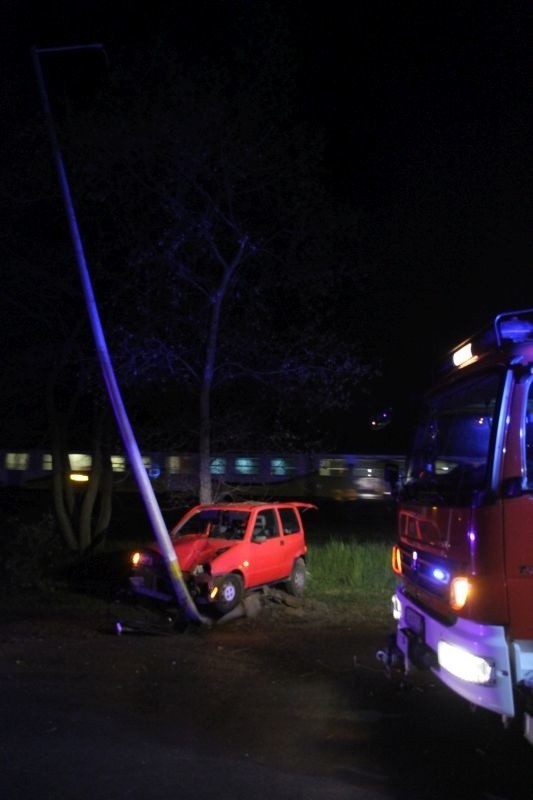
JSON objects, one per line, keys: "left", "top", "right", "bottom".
{"left": 2, "top": 584, "right": 533, "bottom": 800}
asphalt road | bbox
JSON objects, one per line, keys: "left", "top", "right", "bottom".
{"left": 2, "top": 496, "right": 533, "bottom": 799}
{"left": 2, "top": 591, "right": 533, "bottom": 800}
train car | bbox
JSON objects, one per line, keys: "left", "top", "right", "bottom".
{"left": 0, "top": 450, "right": 405, "bottom": 502}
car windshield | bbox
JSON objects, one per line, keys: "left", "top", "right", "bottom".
{"left": 173, "top": 509, "right": 250, "bottom": 540}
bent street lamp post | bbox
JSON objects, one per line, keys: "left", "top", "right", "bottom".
{"left": 31, "top": 45, "right": 209, "bottom": 626}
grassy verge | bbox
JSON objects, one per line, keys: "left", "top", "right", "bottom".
{"left": 2, "top": 499, "right": 398, "bottom": 624}
{"left": 306, "top": 537, "right": 396, "bottom": 623}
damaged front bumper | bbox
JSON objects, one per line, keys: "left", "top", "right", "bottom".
{"left": 129, "top": 570, "right": 214, "bottom": 606}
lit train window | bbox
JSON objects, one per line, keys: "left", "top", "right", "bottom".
{"left": 165, "top": 455, "right": 198, "bottom": 475}
{"left": 111, "top": 455, "right": 126, "bottom": 473}
{"left": 270, "top": 458, "right": 297, "bottom": 476}
{"left": 5, "top": 452, "right": 29, "bottom": 470}
{"left": 166, "top": 456, "right": 181, "bottom": 474}
{"left": 210, "top": 457, "right": 226, "bottom": 475}
{"left": 319, "top": 458, "right": 349, "bottom": 476}
{"left": 69, "top": 454, "right": 92, "bottom": 470}
{"left": 234, "top": 457, "right": 260, "bottom": 475}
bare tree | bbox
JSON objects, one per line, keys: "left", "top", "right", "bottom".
{"left": 54, "top": 27, "right": 376, "bottom": 502}
{"left": 3, "top": 7, "right": 379, "bottom": 535}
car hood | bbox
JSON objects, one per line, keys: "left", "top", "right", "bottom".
{"left": 171, "top": 535, "right": 235, "bottom": 570}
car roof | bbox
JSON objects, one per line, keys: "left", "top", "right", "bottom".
{"left": 187, "top": 501, "right": 317, "bottom": 512}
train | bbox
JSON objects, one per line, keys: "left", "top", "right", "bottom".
{"left": 0, "top": 449, "right": 405, "bottom": 502}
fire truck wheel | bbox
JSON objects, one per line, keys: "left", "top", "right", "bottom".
{"left": 213, "top": 574, "right": 244, "bottom": 615}
{"left": 285, "top": 557, "right": 306, "bottom": 597}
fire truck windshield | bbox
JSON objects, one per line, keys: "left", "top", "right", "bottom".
{"left": 404, "top": 372, "right": 501, "bottom": 504}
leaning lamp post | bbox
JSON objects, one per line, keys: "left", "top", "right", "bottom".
{"left": 31, "top": 45, "right": 209, "bottom": 626}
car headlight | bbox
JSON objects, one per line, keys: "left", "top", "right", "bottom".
{"left": 131, "top": 551, "right": 153, "bottom": 568}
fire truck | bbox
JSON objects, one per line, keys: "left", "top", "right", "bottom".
{"left": 386, "top": 308, "right": 533, "bottom": 744}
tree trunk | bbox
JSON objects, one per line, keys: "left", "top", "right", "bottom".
{"left": 95, "top": 451, "right": 114, "bottom": 541}
{"left": 198, "top": 378, "right": 212, "bottom": 504}
{"left": 52, "top": 452, "right": 78, "bottom": 551}
{"left": 197, "top": 242, "right": 247, "bottom": 503}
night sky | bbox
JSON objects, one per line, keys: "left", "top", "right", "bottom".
{"left": 3, "top": 1, "right": 532, "bottom": 449}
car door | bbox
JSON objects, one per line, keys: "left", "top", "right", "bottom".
{"left": 246, "top": 508, "right": 286, "bottom": 587}
{"left": 278, "top": 505, "right": 306, "bottom": 569}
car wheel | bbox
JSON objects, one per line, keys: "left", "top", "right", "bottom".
{"left": 285, "top": 557, "right": 306, "bottom": 596}
{"left": 213, "top": 573, "right": 244, "bottom": 615}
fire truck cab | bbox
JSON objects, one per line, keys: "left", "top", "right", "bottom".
{"left": 387, "top": 308, "right": 533, "bottom": 744}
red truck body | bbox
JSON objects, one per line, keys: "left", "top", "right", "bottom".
{"left": 388, "top": 309, "right": 533, "bottom": 743}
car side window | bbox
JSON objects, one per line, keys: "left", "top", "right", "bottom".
{"left": 252, "top": 509, "right": 280, "bottom": 540}
{"left": 262, "top": 508, "right": 279, "bottom": 538}
{"left": 278, "top": 508, "right": 300, "bottom": 535}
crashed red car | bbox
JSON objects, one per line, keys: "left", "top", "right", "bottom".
{"left": 129, "top": 501, "right": 316, "bottom": 616}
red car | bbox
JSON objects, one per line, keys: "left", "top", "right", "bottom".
{"left": 129, "top": 501, "right": 316, "bottom": 616}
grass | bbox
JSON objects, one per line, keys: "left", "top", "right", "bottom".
{"left": 306, "top": 537, "right": 397, "bottom": 622}
{"left": 301, "top": 501, "right": 397, "bottom": 622}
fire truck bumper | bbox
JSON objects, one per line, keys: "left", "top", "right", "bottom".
{"left": 391, "top": 585, "right": 515, "bottom": 718}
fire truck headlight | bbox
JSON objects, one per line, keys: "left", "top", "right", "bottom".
{"left": 438, "top": 641, "right": 495, "bottom": 685}
{"left": 450, "top": 576, "right": 470, "bottom": 610}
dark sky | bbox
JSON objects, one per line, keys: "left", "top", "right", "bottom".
{"left": 305, "top": 5, "right": 532, "bottom": 369}
{"left": 3, "top": 1, "right": 533, "bottom": 447}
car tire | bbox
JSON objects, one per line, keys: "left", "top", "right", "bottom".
{"left": 213, "top": 573, "right": 244, "bottom": 615}
{"left": 285, "top": 557, "right": 306, "bottom": 596}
